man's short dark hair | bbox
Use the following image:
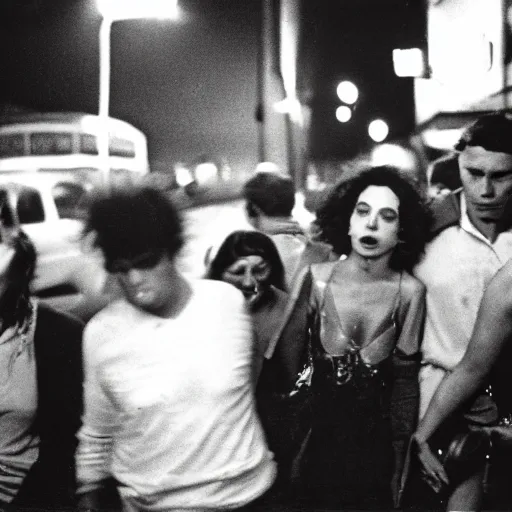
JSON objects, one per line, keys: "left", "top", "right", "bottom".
{"left": 84, "top": 185, "right": 184, "bottom": 265}
{"left": 455, "top": 113, "right": 512, "bottom": 155}
{"left": 243, "top": 171, "right": 295, "bottom": 217}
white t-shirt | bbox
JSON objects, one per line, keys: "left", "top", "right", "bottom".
{"left": 76, "top": 279, "right": 276, "bottom": 510}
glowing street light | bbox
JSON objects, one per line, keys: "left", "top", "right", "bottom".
{"left": 336, "top": 81, "right": 359, "bottom": 105}
{"left": 95, "top": 0, "right": 179, "bottom": 185}
{"left": 96, "top": 0, "right": 178, "bottom": 21}
{"left": 368, "top": 119, "right": 389, "bottom": 142}
{"left": 336, "top": 105, "right": 352, "bottom": 123}
{"left": 392, "top": 48, "right": 427, "bottom": 78}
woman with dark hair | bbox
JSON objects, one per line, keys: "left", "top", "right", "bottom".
{"left": 207, "top": 230, "right": 303, "bottom": 386}
{"left": 207, "top": 230, "right": 308, "bottom": 495}
{"left": 0, "top": 225, "right": 83, "bottom": 509}
{"left": 207, "top": 230, "right": 286, "bottom": 294}
{"left": 297, "top": 165, "right": 430, "bottom": 509}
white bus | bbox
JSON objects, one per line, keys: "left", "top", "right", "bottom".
{"left": 0, "top": 112, "right": 149, "bottom": 185}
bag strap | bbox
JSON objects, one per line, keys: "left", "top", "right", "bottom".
{"left": 307, "top": 260, "right": 340, "bottom": 359}
{"left": 391, "top": 271, "right": 403, "bottom": 328}
{"left": 310, "top": 259, "right": 339, "bottom": 311}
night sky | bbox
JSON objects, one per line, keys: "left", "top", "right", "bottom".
{"left": 0, "top": 0, "right": 424, "bottom": 173}
{"left": 302, "top": 0, "right": 424, "bottom": 161}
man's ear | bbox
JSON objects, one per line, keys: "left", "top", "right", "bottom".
{"left": 245, "top": 201, "right": 258, "bottom": 219}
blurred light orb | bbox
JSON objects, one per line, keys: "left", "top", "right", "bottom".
{"left": 175, "top": 164, "right": 194, "bottom": 187}
{"left": 368, "top": 119, "right": 389, "bottom": 142}
{"left": 336, "top": 106, "right": 352, "bottom": 123}
{"left": 195, "top": 162, "right": 218, "bottom": 184}
{"left": 336, "top": 81, "right": 359, "bottom": 105}
{"left": 371, "top": 144, "right": 417, "bottom": 171}
{"left": 255, "top": 161, "right": 281, "bottom": 173}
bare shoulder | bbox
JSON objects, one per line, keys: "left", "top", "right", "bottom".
{"left": 400, "top": 271, "right": 426, "bottom": 298}
{"left": 484, "top": 261, "right": 512, "bottom": 309}
{"left": 310, "top": 260, "right": 338, "bottom": 281}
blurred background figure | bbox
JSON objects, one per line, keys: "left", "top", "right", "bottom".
{"left": 0, "top": 210, "right": 83, "bottom": 509}
{"left": 427, "top": 153, "right": 462, "bottom": 197}
{"left": 206, "top": 230, "right": 289, "bottom": 379}
{"left": 242, "top": 170, "right": 334, "bottom": 293}
{"left": 206, "top": 229, "right": 310, "bottom": 500}
{"left": 297, "top": 166, "right": 429, "bottom": 510}
{"left": 76, "top": 186, "right": 276, "bottom": 511}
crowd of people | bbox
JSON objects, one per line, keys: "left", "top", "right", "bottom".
{"left": 1, "top": 112, "right": 512, "bottom": 511}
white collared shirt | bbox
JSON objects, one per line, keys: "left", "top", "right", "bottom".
{"left": 415, "top": 194, "right": 512, "bottom": 371}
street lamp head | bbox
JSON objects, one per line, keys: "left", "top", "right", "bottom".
{"left": 336, "top": 105, "right": 352, "bottom": 123}
{"left": 336, "top": 80, "right": 359, "bottom": 105}
{"left": 96, "top": 0, "right": 179, "bottom": 21}
{"left": 368, "top": 119, "right": 389, "bottom": 143}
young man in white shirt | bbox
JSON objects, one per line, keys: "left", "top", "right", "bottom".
{"left": 413, "top": 113, "right": 512, "bottom": 511}
{"left": 76, "top": 186, "right": 276, "bottom": 511}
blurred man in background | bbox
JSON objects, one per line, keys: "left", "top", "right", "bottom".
{"left": 242, "top": 170, "right": 334, "bottom": 293}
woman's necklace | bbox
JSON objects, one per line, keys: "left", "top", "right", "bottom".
{"left": 0, "top": 303, "right": 36, "bottom": 385}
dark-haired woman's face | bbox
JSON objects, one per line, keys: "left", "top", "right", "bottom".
{"left": 349, "top": 185, "right": 400, "bottom": 259}
{"left": 221, "top": 255, "right": 272, "bottom": 308}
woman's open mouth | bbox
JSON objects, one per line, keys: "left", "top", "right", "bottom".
{"left": 359, "top": 235, "right": 378, "bottom": 247}
{"left": 242, "top": 286, "right": 259, "bottom": 299}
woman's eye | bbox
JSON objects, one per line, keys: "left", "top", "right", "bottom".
{"left": 355, "top": 205, "right": 370, "bottom": 215}
{"left": 381, "top": 209, "right": 398, "bottom": 222}
{"left": 226, "top": 268, "right": 245, "bottom": 277}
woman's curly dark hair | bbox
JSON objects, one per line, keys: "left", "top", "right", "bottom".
{"left": 206, "top": 230, "right": 286, "bottom": 291}
{"left": 316, "top": 165, "right": 432, "bottom": 272}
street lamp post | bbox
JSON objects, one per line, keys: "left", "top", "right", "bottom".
{"left": 98, "top": 16, "right": 112, "bottom": 187}
{"left": 95, "top": 0, "right": 179, "bottom": 186}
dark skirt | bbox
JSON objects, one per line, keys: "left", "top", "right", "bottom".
{"left": 296, "top": 360, "right": 394, "bottom": 510}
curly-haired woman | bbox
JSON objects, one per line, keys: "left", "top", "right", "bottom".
{"left": 296, "top": 165, "right": 431, "bottom": 510}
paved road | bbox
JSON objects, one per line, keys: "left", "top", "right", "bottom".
{"left": 177, "top": 199, "right": 252, "bottom": 278}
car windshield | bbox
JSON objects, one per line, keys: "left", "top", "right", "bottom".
{"left": 52, "top": 182, "right": 88, "bottom": 220}
{"left": 17, "top": 186, "right": 45, "bottom": 224}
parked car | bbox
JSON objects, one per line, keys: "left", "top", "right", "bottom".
{"left": 0, "top": 173, "right": 118, "bottom": 321}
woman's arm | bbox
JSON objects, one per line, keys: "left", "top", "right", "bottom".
{"left": 390, "top": 278, "right": 425, "bottom": 503}
{"left": 414, "top": 264, "right": 512, "bottom": 486}
{"left": 274, "top": 271, "right": 313, "bottom": 390}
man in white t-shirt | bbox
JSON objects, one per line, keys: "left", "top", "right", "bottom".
{"left": 413, "top": 113, "right": 512, "bottom": 510}
{"left": 76, "top": 185, "right": 276, "bottom": 511}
